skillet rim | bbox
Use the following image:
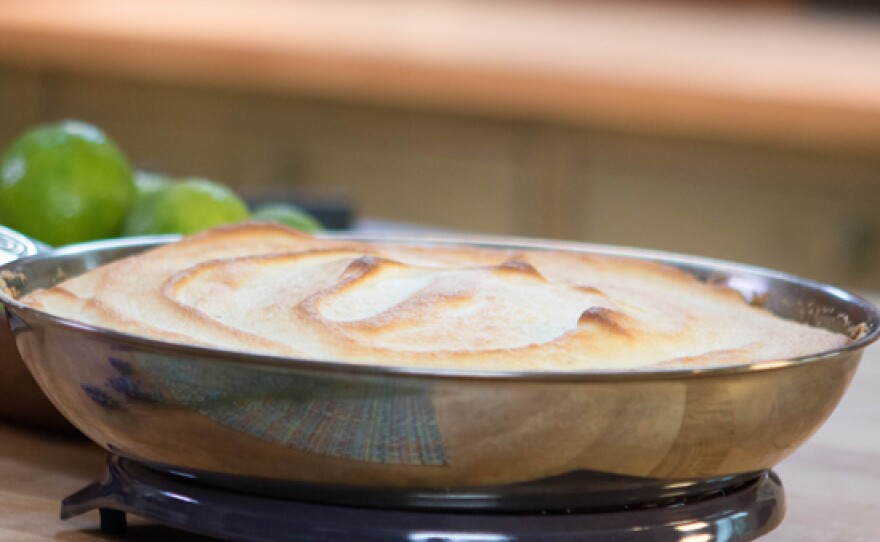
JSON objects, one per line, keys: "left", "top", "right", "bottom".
{"left": 1, "top": 231, "right": 877, "bottom": 383}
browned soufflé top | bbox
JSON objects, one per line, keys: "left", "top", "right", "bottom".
{"left": 21, "top": 223, "right": 849, "bottom": 371}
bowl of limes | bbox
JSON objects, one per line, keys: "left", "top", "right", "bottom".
{"left": 0, "top": 120, "right": 325, "bottom": 430}
{"left": 0, "top": 120, "right": 324, "bottom": 246}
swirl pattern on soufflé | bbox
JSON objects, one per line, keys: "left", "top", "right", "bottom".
{"left": 21, "top": 223, "right": 849, "bottom": 371}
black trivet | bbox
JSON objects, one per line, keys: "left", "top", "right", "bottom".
{"left": 61, "top": 455, "right": 784, "bottom": 541}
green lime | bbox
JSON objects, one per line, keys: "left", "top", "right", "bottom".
{"left": 132, "top": 170, "right": 170, "bottom": 202}
{"left": 252, "top": 203, "right": 323, "bottom": 232}
{"left": 0, "top": 121, "right": 135, "bottom": 246}
{"left": 123, "top": 177, "right": 250, "bottom": 236}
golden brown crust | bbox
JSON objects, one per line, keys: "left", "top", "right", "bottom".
{"left": 20, "top": 222, "right": 849, "bottom": 370}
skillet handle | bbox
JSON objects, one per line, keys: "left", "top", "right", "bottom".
{"left": 0, "top": 225, "right": 49, "bottom": 265}
{"left": 0, "top": 225, "right": 76, "bottom": 432}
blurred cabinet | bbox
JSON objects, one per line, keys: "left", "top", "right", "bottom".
{"left": 0, "top": 67, "right": 530, "bottom": 236}
{"left": 567, "top": 136, "right": 880, "bottom": 288}
{"left": 2, "top": 65, "right": 880, "bottom": 288}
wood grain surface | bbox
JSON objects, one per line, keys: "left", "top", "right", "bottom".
{"left": 1, "top": 0, "right": 879, "bottom": 151}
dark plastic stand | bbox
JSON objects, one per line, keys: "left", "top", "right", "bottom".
{"left": 62, "top": 455, "right": 785, "bottom": 541}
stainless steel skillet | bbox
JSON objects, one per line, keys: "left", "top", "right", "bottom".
{"left": 1, "top": 225, "right": 877, "bottom": 511}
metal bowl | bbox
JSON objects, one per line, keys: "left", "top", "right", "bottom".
{"left": 1, "top": 230, "right": 877, "bottom": 510}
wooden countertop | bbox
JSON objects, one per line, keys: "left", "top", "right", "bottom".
{"left": 0, "top": 331, "right": 877, "bottom": 540}
{"left": 1, "top": 0, "right": 880, "bottom": 152}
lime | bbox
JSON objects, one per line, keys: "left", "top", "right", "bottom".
{"left": 132, "top": 170, "right": 170, "bottom": 202}
{"left": 123, "top": 177, "right": 250, "bottom": 236}
{"left": 252, "top": 202, "right": 323, "bottom": 232}
{"left": 0, "top": 121, "right": 135, "bottom": 246}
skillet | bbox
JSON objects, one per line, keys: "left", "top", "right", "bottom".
{"left": 1, "top": 224, "right": 877, "bottom": 510}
